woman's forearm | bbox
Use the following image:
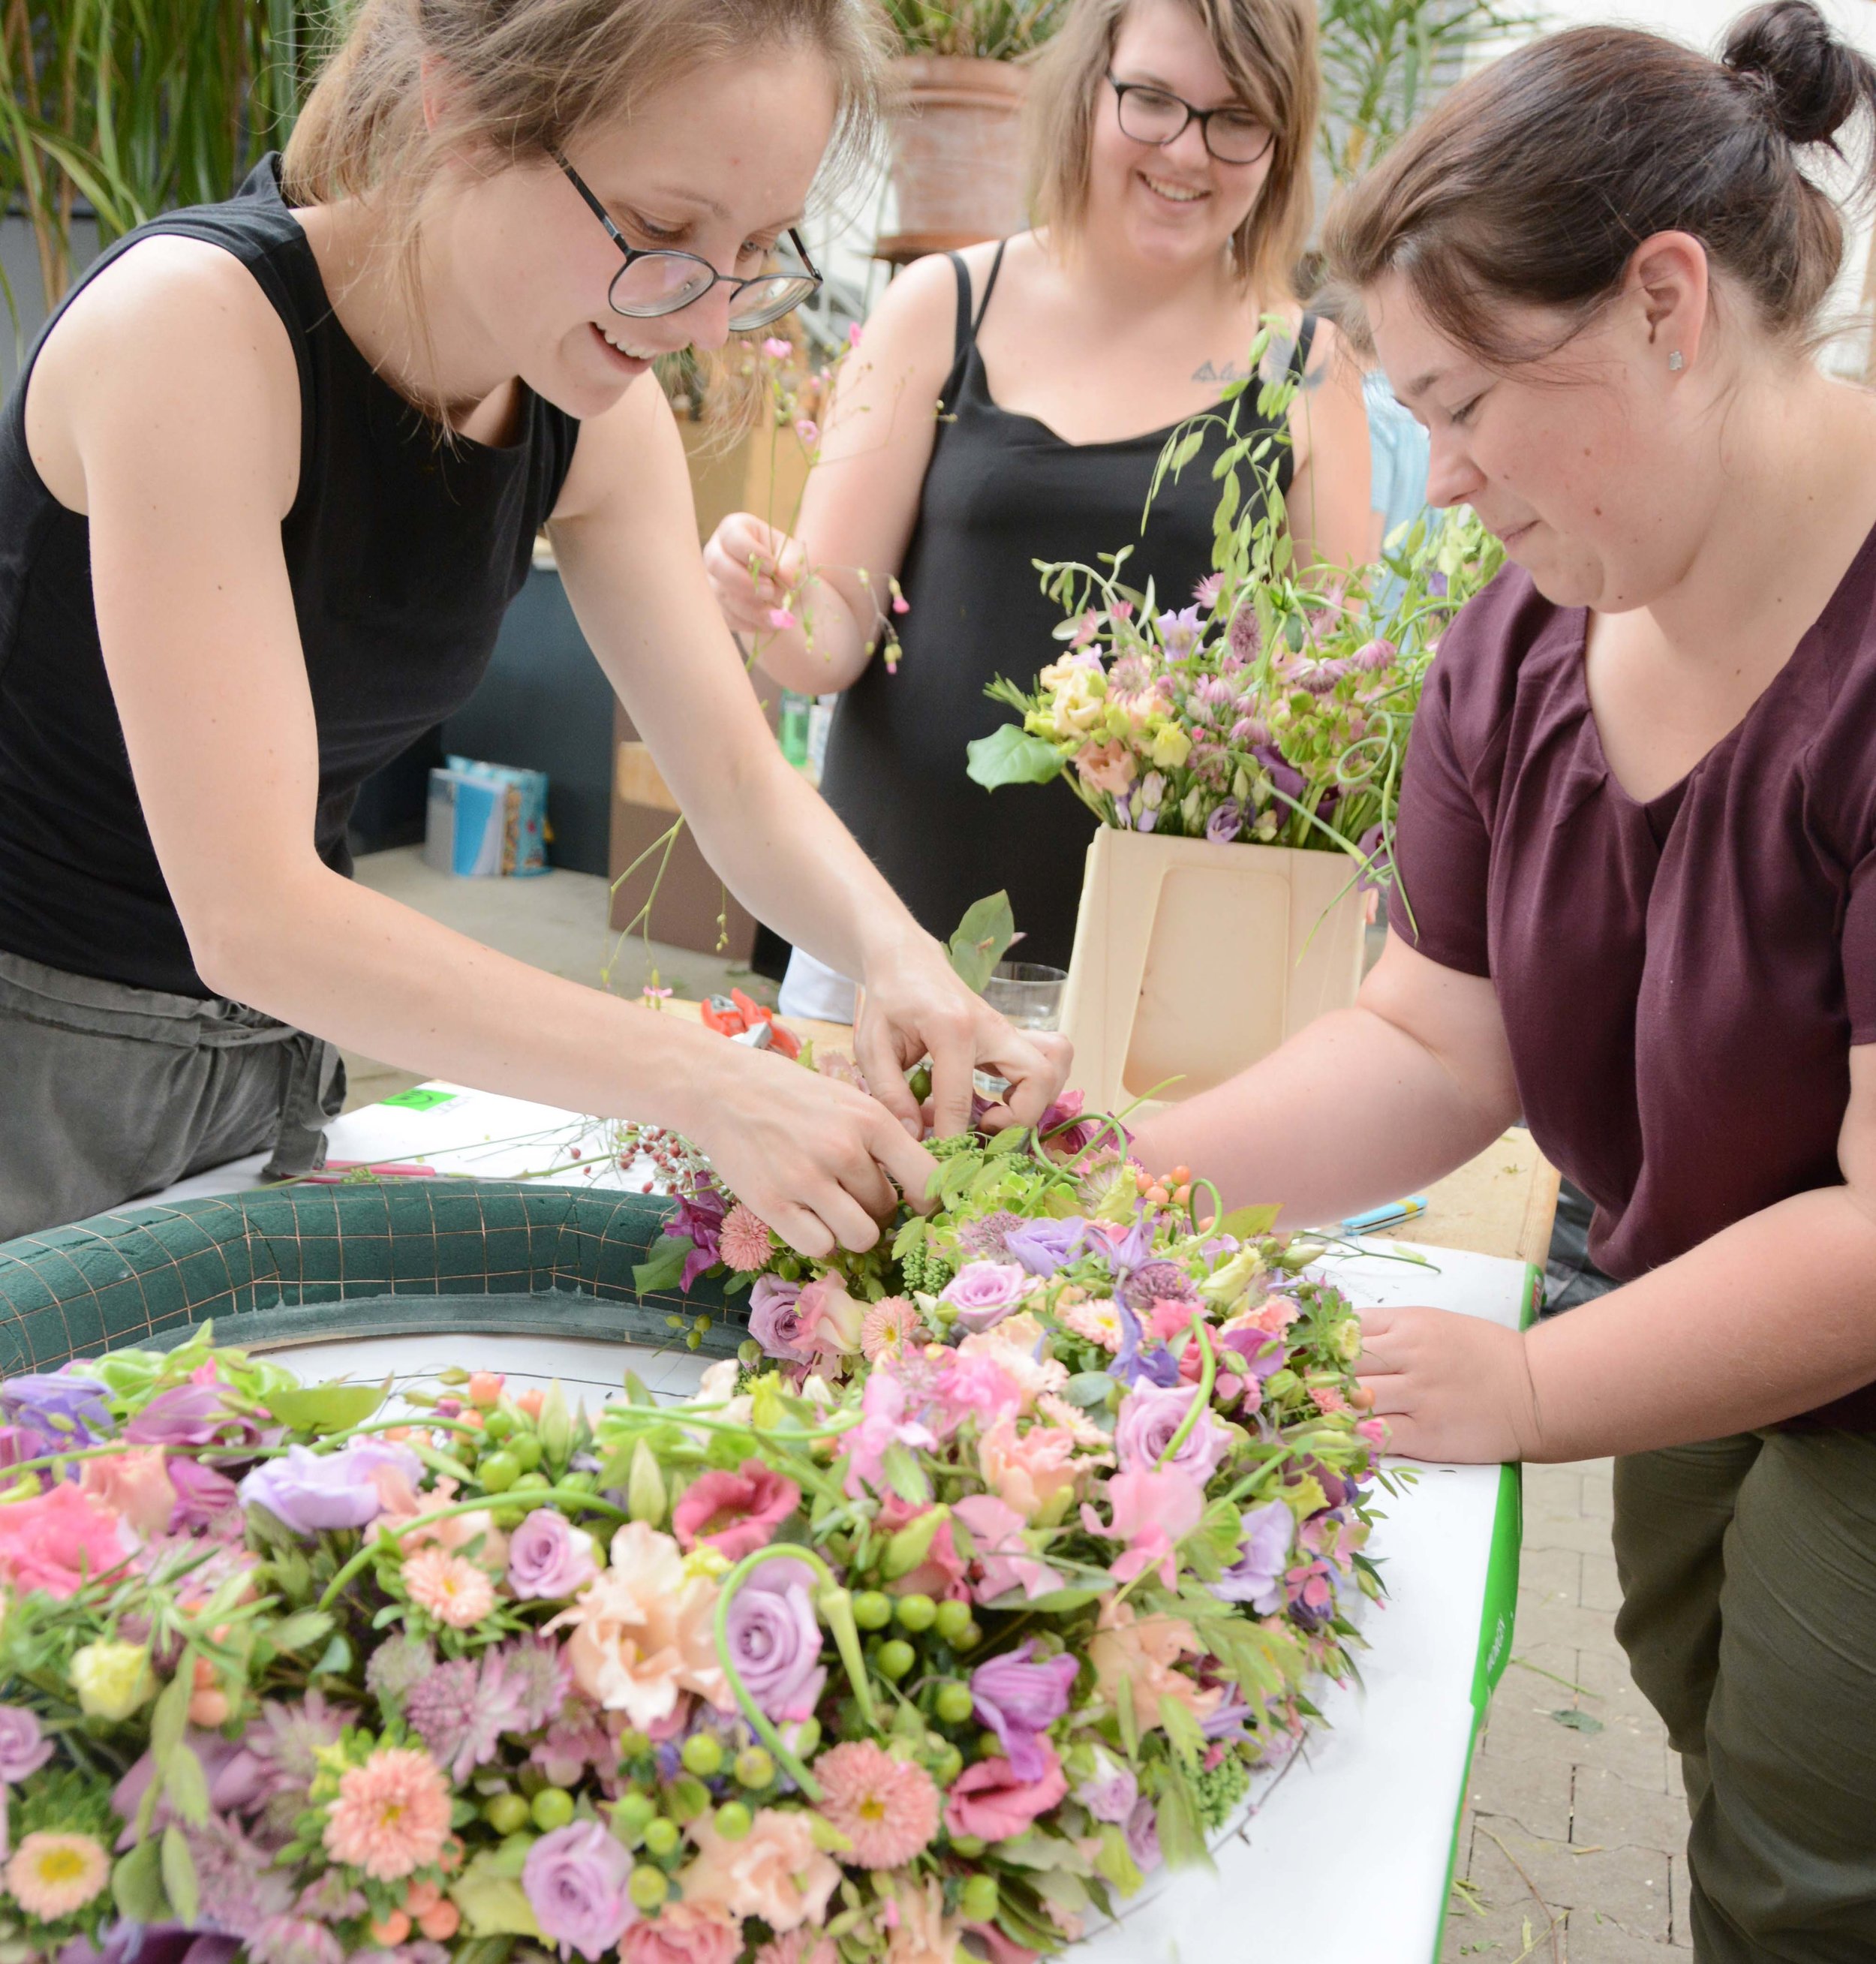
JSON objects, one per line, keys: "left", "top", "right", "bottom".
{"left": 748, "top": 567, "right": 877, "bottom": 696}
{"left": 1523, "top": 1185, "right": 1876, "bottom": 1460}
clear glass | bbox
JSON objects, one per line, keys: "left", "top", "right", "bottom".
{"left": 982, "top": 961, "right": 1069, "bottom": 1031}
{"left": 1113, "top": 83, "right": 1273, "bottom": 165}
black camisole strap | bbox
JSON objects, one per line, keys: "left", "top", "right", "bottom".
{"left": 942, "top": 239, "right": 1011, "bottom": 365}
{"left": 1288, "top": 311, "right": 1318, "bottom": 383}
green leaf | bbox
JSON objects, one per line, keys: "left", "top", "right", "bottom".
{"left": 879, "top": 1442, "right": 932, "bottom": 1508}
{"left": 268, "top": 1610, "right": 334, "bottom": 1655}
{"left": 1550, "top": 1708, "right": 1604, "bottom": 1734}
{"left": 1153, "top": 1776, "right": 1216, "bottom": 1872}
{"left": 946, "top": 892, "right": 1018, "bottom": 994}
{"left": 163, "top": 1743, "right": 210, "bottom": 1829}
{"left": 623, "top": 1370, "right": 655, "bottom": 1406}
{"left": 891, "top": 1214, "right": 929, "bottom": 1262}
{"left": 1063, "top": 1372, "right": 1114, "bottom": 1409}
{"left": 982, "top": 1585, "right": 1105, "bottom": 1614}
{"left": 149, "top": 1654, "right": 191, "bottom": 1766}
{"left": 1168, "top": 426, "right": 1206, "bottom": 474}
{"left": 161, "top": 1824, "right": 199, "bottom": 1926}
{"left": 311, "top": 1634, "right": 353, "bottom": 1677}
{"left": 112, "top": 1839, "right": 168, "bottom": 1923}
{"left": 266, "top": 1380, "right": 388, "bottom": 1433}
{"left": 633, "top": 1235, "right": 694, "bottom": 1295}
{"left": 1158, "top": 1692, "right": 1207, "bottom": 1770}
{"left": 1216, "top": 1203, "right": 1282, "bottom": 1241}
{"left": 965, "top": 726, "right": 1064, "bottom": 792}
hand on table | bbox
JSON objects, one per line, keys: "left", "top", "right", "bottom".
{"left": 704, "top": 513, "right": 808, "bottom": 636}
{"left": 684, "top": 1040, "right": 940, "bottom": 1261}
{"left": 1354, "top": 1303, "right": 1543, "bottom": 1463}
{"left": 851, "top": 935, "right": 1072, "bottom": 1140}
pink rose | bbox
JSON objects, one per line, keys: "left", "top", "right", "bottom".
{"left": 672, "top": 1461, "right": 801, "bottom": 1563}
{"left": 622, "top": 1903, "right": 741, "bottom": 1964}
{"left": 79, "top": 1446, "right": 177, "bottom": 1538}
{"left": 798, "top": 1277, "right": 865, "bottom": 1361}
{"left": 943, "top": 1739, "right": 1068, "bottom": 1842}
{"left": 507, "top": 1509, "right": 598, "bottom": 1601}
{"left": 0, "top": 1484, "right": 132, "bottom": 1599}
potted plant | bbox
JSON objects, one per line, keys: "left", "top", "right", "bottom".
{"left": 966, "top": 323, "right": 1503, "bottom": 1114}
{"left": 879, "top": 0, "right": 1069, "bottom": 257}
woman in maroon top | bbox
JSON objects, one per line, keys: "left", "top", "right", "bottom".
{"left": 1138, "top": 2, "right": 1876, "bottom": 1952}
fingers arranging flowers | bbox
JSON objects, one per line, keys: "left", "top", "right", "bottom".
{"left": 0, "top": 1099, "right": 1396, "bottom": 1964}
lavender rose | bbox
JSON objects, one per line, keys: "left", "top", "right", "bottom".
{"left": 970, "top": 1641, "right": 1079, "bottom": 1780}
{"left": 236, "top": 1439, "right": 420, "bottom": 1536}
{"left": 1073, "top": 1746, "right": 1138, "bottom": 1825}
{"left": 1209, "top": 1499, "right": 1293, "bottom": 1613}
{"left": 0, "top": 1705, "right": 53, "bottom": 1783}
{"left": 749, "top": 1276, "right": 816, "bottom": 1365}
{"left": 938, "top": 1261, "right": 1033, "bottom": 1334}
{"left": 507, "top": 1509, "right": 597, "bottom": 1602}
{"left": 720, "top": 1557, "right": 827, "bottom": 1721}
{"left": 522, "top": 1819, "right": 636, "bottom": 1962}
{"left": 1114, "top": 1381, "right": 1234, "bottom": 1482}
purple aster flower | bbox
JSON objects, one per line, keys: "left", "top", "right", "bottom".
{"left": 720, "top": 1557, "right": 826, "bottom": 1721}
{"left": 749, "top": 1275, "right": 815, "bottom": 1364}
{"left": 1209, "top": 1499, "right": 1293, "bottom": 1613}
{"left": 1001, "top": 1217, "right": 1091, "bottom": 1279}
{"left": 970, "top": 1641, "right": 1079, "bottom": 1779}
{"left": 0, "top": 1373, "right": 113, "bottom": 1452}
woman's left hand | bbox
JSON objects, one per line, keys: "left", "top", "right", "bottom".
{"left": 1355, "top": 1304, "right": 1544, "bottom": 1463}
{"left": 852, "top": 935, "right": 1072, "bottom": 1140}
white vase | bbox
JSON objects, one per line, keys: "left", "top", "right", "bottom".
{"left": 1060, "top": 828, "right": 1369, "bottom": 1117}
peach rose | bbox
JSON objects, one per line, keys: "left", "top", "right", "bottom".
{"left": 621, "top": 1902, "right": 740, "bottom": 1964}
{"left": 678, "top": 1809, "right": 840, "bottom": 1935}
{"left": 546, "top": 1522, "right": 729, "bottom": 1729}
{"left": 79, "top": 1447, "right": 176, "bottom": 1538}
{"left": 956, "top": 1319, "right": 1067, "bottom": 1411}
{"left": 976, "top": 1415, "right": 1081, "bottom": 1522}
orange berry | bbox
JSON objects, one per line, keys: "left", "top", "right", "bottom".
{"left": 404, "top": 1881, "right": 442, "bottom": 1917}
{"left": 1173, "top": 1184, "right": 1192, "bottom": 1207}
{"left": 191, "top": 1657, "right": 216, "bottom": 1689}
{"left": 1171, "top": 1165, "right": 1191, "bottom": 1185}
{"left": 370, "top": 1911, "right": 411, "bottom": 1947}
{"left": 1145, "top": 1186, "right": 1169, "bottom": 1206}
{"left": 467, "top": 1372, "right": 506, "bottom": 1406}
{"left": 187, "top": 1689, "right": 230, "bottom": 1728}
{"left": 458, "top": 1409, "right": 484, "bottom": 1430}
{"left": 1134, "top": 1169, "right": 1153, "bottom": 1194}
{"left": 418, "top": 1901, "right": 461, "bottom": 1940}
{"left": 517, "top": 1389, "right": 545, "bottom": 1420}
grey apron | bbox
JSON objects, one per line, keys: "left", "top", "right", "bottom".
{"left": 0, "top": 949, "right": 344, "bottom": 1241}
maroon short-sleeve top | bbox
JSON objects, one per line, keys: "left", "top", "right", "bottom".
{"left": 1388, "top": 542, "right": 1876, "bottom": 1426}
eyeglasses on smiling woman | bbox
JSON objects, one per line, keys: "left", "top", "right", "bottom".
{"left": 557, "top": 155, "right": 824, "bottom": 332}
{"left": 1106, "top": 73, "right": 1275, "bottom": 166}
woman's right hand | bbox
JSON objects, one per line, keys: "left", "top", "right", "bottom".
{"left": 678, "top": 1038, "right": 940, "bottom": 1259}
{"left": 704, "top": 512, "right": 808, "bottom": 636}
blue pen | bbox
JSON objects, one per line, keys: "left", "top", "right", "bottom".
{"left": 1341, "top": 1195, "right": 1429, "bottom": 1233}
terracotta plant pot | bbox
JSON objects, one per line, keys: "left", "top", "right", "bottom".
{"left": 886, "top": 54, "right": 1031, "bottom": 251}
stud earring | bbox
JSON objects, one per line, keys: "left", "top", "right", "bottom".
{"left": 1667, "top": 350, "right": 1685, "bottom": 372}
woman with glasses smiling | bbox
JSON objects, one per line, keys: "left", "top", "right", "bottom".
{"left": 706, "top": 0, "right": 1372, "bottom": 1020}
{"left": 0, "top": 0, "right": 1070, "bottom": 1250}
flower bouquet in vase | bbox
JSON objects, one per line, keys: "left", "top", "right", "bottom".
{"left": 966, "top": 323, "right": 1504, "bottom": 1116}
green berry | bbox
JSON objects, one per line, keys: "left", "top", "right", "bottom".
{"left": 852, "top": 1591, "right": 894, "bottom": 1631}
{"left": 894, "top": 1593, "right": 937, "bottom": 1633}
{"left": 961, "top": 1875, "right": 1000, "bottom": 1923}
{"left": 629, "top": 1866, "right": 670, "bottom": 1911}
{"left": 480, "top": 1408, "right": 515, "bottom": 1441}
{"left": 685, "top": 1330, "right": 702, "bottom": 1351}
{"left": 666, "top": 1776, "right": 709, "bottom": 1824}
{"left": 513, "top": 1470, "right": 551, "bottom": 1494}
{"left": 681, "top": 1734, "right": 724, "bottom": 1778}
{"left": 492, "top": 1505, "right": 526, "bottom": 1530}
{"left": 952, "top": 1618, "right": 983, "bottom": 1651}
{"left": 498, "top": 1830, "right": 537, "bottom": 1862}
{"left": 559, "top": 1469, "right": 596, "bottom": 1493}
{"left": 483, "top": 1793, "right": 531, "bottom": 1836}
{"left": 933, "top": 1599, "right": 974, "bottom": 1644}
{"left": 530, "top": 1787, "right": 575, "bottom": 1832}
{"left": 510, "top": 1434, "right": 543, "bottom": 1472}
{"left": 477, "top": 1451, "right": 521, "bottom": 1493}
{"left": 935, "top": 1683, "right": 976, "bottom": 1727}
{"left": 734, "top": 1748, "right": 775, "bottom": 1789}
{"left": 976, "top": 1731, "right": 1004, "bottom": 1760}
{"left": 930, "top": 1743, "right": 964, "bottom": 1785}
{"left": 642, "top": 1817, "right": 680, "bottom": 1858}
{"left": 950, "top": 1833, "right": 986, "bottom": 1858}
{"left": 877, "top": 1639, "right": 916, "bottom": 1680}
{"left": 613, "top": 1791, "right": 658, "bottom": 1834}
{"left": 714, "top": 1802, "right": 753, "bottom": 1841}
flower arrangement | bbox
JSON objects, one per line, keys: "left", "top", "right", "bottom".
{"left": 0, "top": 1103, "right": 1389, "bottom": 1964}
{"left": 965, "top": 322, "right": 1505, "bottom": 892}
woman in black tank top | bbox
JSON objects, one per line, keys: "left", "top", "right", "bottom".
{"left": 0, "top": 0, "right": 1068, "bottom": 1244}
{"left": 705, "top": 0, "right": 1371, "bottom": 1018}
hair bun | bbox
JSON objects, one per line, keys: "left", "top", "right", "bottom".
{"left": 1722, "top": 0, "right": 1872, "bottom": 146}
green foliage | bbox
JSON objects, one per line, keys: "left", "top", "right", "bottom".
{"left": 880, "top": 0, "right": 1069, "bottom": 59}
{"left": 966, "top": 723, "right": 1065, "bottom": 792}
{"left": 946, "top": 890, "right": 1018, "bottom": 994}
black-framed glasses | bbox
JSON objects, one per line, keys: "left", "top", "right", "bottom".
{"left": 558, "top": 155, "right": 823, "bottom": 332}
{"left": 1106, "top": 72, "right": 1274, "bottom": 166}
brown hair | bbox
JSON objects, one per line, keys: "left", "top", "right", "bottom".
{"left": 1024, "top": 0, "right": 1319, "bottom": 297}
{"left": 1321, "top": 0, "right": 1876, "bottom": 365}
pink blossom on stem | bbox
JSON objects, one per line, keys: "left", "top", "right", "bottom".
{"left": 1080, "top": 1464, "right": 1205, "bottom": 1589}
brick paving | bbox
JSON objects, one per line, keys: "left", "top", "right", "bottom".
{"left": 1443, "top": 1461, "right": 1693, "bottom": 1962}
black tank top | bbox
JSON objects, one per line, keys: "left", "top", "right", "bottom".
{"left": 816, "top": 243, "right": 1309, "bottom": 969}
{"left": 0, "top": 156, "right": 579, "bottom": 997}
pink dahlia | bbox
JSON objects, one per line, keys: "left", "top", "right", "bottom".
{"left": 811, "top": 1740, "right": 940, "bottom": 1868}
{"left": 322, "top": 1746, "right": 452, "bottom": 1880}
{"left": 719, "top": 1204, "right": 775, "bottom": 1273}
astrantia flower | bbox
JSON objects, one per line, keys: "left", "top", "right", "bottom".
{"left": 718, "top": 1204, "right": 774, "bottom": 1273}
{"left": 248, "top": 1916, "right": 344, "bottom": 1964}
{"left": 812, "top": 1741, "right": 940, "bottom": 1868}
{"left": 403, "top": 1545, "right": 496, "bottom": 1629}
{"left": 5, "top": 1830, "right": 110, "bottom": 1919}
{"left": 323, "top": 1746, "right": 452, "bottom": 1881}
{"left": 954, "top": 1211, "right": 1023, "bottom": 1261}
{"left": 405, "top": 1653, "right": 526, "bottom": 1782}
{"left": 1117, "top": 1259, "right": 1198, "bottom": 1316}
{"left": 364, "top": 1634, "right": 436, "bottom": 1710}
{"left": 187, "top": 1813, "right": 294, "bottom": 1936}
{"left": 239, "top": 1689, "right": 352, "bottom": 1834}
{"left": 860, "top": 1296, "right": 920, "bottom": 1361}
{"left": 499, "top": 1632, "right": 576, "bottom": 1731}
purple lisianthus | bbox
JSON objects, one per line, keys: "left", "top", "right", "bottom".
{"left": 970, "top": 1641, "right": 1079, "bottom": 1780}
{"left": 1001, "top": 1217, "right": 1090, "bottom": 1279}
{"left": 0, "top": 1705, "right": 53, "bottom": 1783}
{"left": 939, "top": 1261, "right": 1033, "bottom": 1334}
{"left": 1206, "top": 799, "right": 1243, "bottom": 845}
{"left": 721, "top": 1556, "right": 826, "bottom": 1721}
{"left": 1115, "top": 1381, "right": 1234, "bottom": 1481}
{"left": 57, "top": 1935, "right": 242, "bottom": 1964}
{"left": 167, "top": 1456, "right": 242, "bottom": 1532}
{"left": 0, "top": 1373, "right": 114, "bottom": 1453}
{"left": 1125, "top": 1793, "right": 1163, "bottom": 1873}
{"left": 673, "top": 1184, "right": 728, "bottom": 1290}
{"left": 1210, "top": 1499, "right": 1294, "bottom": 1613}
{"left": 749, "top": 1275, "right": 815, "bottom": 1364}
{"left": 1217, "top": 1325, "right": 1286, "bottom": 1382}
{"left": 236, "top": 1438, "right": 419, "bottom": 1535}
{"left": 522, "top": 1818, "right": 636, "bottom": 1962}
{"left": 125, "top": 1382, "right": 230, "bottom": 1446}
{"left": 507, "top": 1509, "right": 597, "bottom": 1601}
{"left": 1074, "top": 1747, "right": 1138, "bottom": 1824}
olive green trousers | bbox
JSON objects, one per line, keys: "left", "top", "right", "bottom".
{"left": 1613, "top": 1430, "right": 1876, "bottom": 1961}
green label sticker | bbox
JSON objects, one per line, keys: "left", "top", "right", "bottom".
{"left": 381, "top": 1087, "right": 458, "bottom": 1111}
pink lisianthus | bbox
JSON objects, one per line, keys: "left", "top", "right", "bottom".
{"left": 679, "top": 1808, "right": 840, "bottom": 1934}
{"left": 842, "top": 1369, "right": 936, "bottom": 1501}
{"left": 1074, "top": 738, "right": 1137, "bottom": 797}
{"left": 1081, "top": 1464, "right": 1205, "bottom": 1589}
{"left": 79, "top": 1445, "right": 177, "bottom": 1538}
{"left": 943, "top": 1738, "right": 1068, "bottom": 1842}
{"left": 1147, "top": 1297, "right": 1199, "bottom": 1343}
{"left": 672, "top": 1460, "right": 801, "bottom": 1562}
{"left": 1088, "top": 1599, "right": 1222, "bottom": 1730}
{"left": 930, "top": 1352, "right": 1024, "bottom": 1433}
{"left": 956, "top": 1317, "right": 1068, "bottom": 1411}
{"left": 976, "top": 1414, "right": 1081, "bottom": 1522}
{"left": 623, "top": 1902, "right": 741, "bottom": 1964}
{"left": 952, "top": 1493, "right": 1063, "bottom": 1605}
{"left": 0, "top": 1483, "right": 132, "bottom": 1599}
